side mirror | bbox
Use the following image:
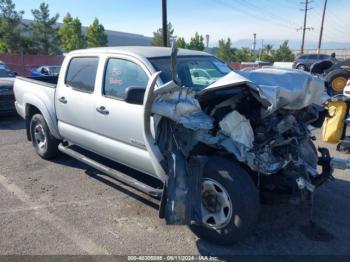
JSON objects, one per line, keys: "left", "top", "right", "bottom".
{"left": 125, "top": 86, "right": 146, "bottom": 105}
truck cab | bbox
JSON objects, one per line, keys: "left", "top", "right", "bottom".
{"left": 14, "top": 47, "right": 231, "bottom": 178}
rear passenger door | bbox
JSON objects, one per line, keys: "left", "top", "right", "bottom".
{"left": 56, "top": 56, "right": 99, "bottom": 151}
{"left": 92, "top": 56, "right": 155, "bottom": 175}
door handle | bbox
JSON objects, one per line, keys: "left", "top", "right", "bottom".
{"left": 96, "top": 106, "right": 109, "bottom": 115}
{"left": 58, "top": 97, "right": 67, "bottom": 104}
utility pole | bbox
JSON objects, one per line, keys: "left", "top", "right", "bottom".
{"left": 298, "top": 0, "right": 313, "bottom": 54}
{"left": 162, "top": 0, "right": 168, "bottom": 47}
{"left": 317, "top": 0, "right": 328, "bottom": 54}
{"left": 252, "top": 33, "right": 256, "bottom": 52}
{"left": 205, "top": 34, "right": 210, "bottom": 48}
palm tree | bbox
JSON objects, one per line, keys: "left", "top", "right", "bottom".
{"left": 264, "top": 44, "right": 273, "bottom": 55}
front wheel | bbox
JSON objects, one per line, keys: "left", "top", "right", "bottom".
{"left": 190, "top": 157, "right": 260, "bottom": 245}
{"left": 30, "top": 114, "right": 60, "bottom": 159}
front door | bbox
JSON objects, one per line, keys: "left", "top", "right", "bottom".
{"left": 93, "top": 57, "right": 155, "bottom": 175}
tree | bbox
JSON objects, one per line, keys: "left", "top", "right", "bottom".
{"left": 187, "top": 32, "right": 204, "bottom": 51}
{"left": 234, "top": 47, "right": 256, "bottom": 62}
{"left": 264, "top": 44, "right": 273, "bottom": 55}
{"left": 260, "top": 52, "right": 274, "bottom": 63}
{"left": 0, "top": 0, "right": 24, "bottom": 53}
{"left": 59, "top": 13, "right": 86, "bottom": 52}
{"left": 86, "top": 18, "right": 108, "bottom": 47}
{"left": 176, "top": 37, "right": 186, "bottom": 49}
{"left": 215, "top": 38, "right": 234, "bottom": 62}
{"left": 30, "top": 3, "right": 60, "bottom": 55}
{"left": 272, "top": 40, "right": 294, "bottom": 62}
{"left": 151, "top": 22, "right": 174, "bottom": 47}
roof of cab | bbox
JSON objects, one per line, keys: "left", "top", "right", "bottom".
{"left": 68, "top": 46, "right": 212, "bottom": 59}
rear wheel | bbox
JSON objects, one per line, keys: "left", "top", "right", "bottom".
{"left": 30, "top": 114, "right": 60, "bottom": 159}
{"left": 297, "top": 64, "right": 306, "bottom": 71}
{"left": 190, "top": 157, "right": 260, "bottom": 245}
{"left": 326, "top": 69, "right": 349, "bottom": 95}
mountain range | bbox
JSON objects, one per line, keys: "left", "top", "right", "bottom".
{"left": 230, "top": 39, "right": 350, "bottom": 50}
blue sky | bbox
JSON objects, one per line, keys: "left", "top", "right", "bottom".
{"left": 14, "top": 0, "right": 350, "bottom": 46}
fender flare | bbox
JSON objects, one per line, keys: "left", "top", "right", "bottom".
{"left": 23, "top": 93, "right": 61, "bottom": 139}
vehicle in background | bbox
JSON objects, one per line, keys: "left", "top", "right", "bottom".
{"left": 273, "top": 62, "right": 294, "bottom": 69}
{"left": 31, "top": 65, "right": 61, "bottom": 77}
{"left": 240, "top": 61, "right": 272, "bottom": 70}
{"left": 0, "top": 69, "right": 16, "bottom": 115}
{"left": 345, "top": 79, "right": 350, "bottom": 97}
{"left": 292, "top": 53, "right": 333, "bottom": 71}
{"left": 0, "top": 61, "right": 9, "bottom": 70}
{"left": 190, "top": 68, "right": 224, "bottom": 86}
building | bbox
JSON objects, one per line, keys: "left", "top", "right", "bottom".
{"left": 22, "top": 19, "right": 152, "bottom": 47}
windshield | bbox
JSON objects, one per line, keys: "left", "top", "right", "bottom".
{"left": 149, "top": 56, "right": 231, "bottom": 91}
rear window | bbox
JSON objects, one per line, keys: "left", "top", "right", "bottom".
{"left": 320, "top": 54, "right": 330, "bottom": 60}
{"left": 65, "top": 57, "right": 99, "bottom": 93}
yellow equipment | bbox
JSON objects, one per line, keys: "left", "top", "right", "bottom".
{"left": 322, "top": 101, "right": 348, "bottom": 143}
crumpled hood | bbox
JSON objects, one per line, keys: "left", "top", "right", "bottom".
{"left": 199, "top": 68, "right": 326, "bottom": 112}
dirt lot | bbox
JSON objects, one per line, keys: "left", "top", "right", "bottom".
{"left": 0, "top": 116, "right": 350, "bottom": 256}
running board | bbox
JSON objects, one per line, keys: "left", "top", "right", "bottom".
{"left": 58, "top": 143, "right": 162, "bottom": 198}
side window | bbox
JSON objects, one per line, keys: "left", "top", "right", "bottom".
{"left": 103, "top": 58, "right": 148, "bottom": 99}
{"left": 65, "top": 57, "right": 99, "bottom": 93}
{"left": 308, "top": 54, "right": 317, "bottom": 59}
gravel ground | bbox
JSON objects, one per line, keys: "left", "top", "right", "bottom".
{"left": 0, "top": 115, "right": 349, "bottom": 256}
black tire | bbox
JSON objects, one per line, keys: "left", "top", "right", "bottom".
{"left": 325, "top": 69, "right": 349, "bottom": 95}
{"left": 29, "top": 113, "right": 60, "bottom": 159}
{"left": 297, "top": 64, "right": 306, "bottom": 71}
{"left": 190, "top": 156, "right": 260, "bottom": 245}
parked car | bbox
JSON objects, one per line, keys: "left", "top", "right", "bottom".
{"left": 292, "top": 53, "right": 333, "bottom": 71}
{"left": 241, "top": 60, "right": 272, "bottom": 70}
{"left": 31, "top": 65, "right": 61, "bottom": 77}
{"left": 13, "top": 46, "right": 350, "bottom": 244}
{"left": 0, "top": 60, "right": 9, "bottom": 70}
{"left": 0, "top": 69, "right": 16, "bottom": 115}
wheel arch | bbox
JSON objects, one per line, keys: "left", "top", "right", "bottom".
{"left": 23, "top": 96, "right": 61, "bottom": 140}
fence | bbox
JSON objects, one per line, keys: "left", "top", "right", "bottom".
{"left": 0, "top": 54, "right": 64, "bottom": 76}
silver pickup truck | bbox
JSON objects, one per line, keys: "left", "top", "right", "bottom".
{"left": 14, "top": 46, "right": 350, "bottom": 245}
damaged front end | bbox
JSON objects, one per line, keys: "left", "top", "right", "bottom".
{"left": 143, "top": 64, "right": 342, "bottom": 226}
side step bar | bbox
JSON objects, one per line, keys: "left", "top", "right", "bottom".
{"left": 58, "top": 143, "right": 162, "bottom": 198}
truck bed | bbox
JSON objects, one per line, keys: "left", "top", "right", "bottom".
{"left": 14, "top": 75, "right": 60, "bottom": 138}
{"left": 16, "top": 75, "right": 58, "bottom": 87}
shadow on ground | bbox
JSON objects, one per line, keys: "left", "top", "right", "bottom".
{"left": 51, "top": 149, "right": 350, "bottom": 255}
{"left": 51, "top": 154, "right": 160, "bottom": 210}
{"left": 0, "top": 115, "right": 24, "bottom": 130}
{"left": 195, "top": 178, "right": 350, "bottom": 256}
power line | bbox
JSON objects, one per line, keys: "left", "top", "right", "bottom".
{"left": 238, "top": 0, "right": 299, "bottom": 28}
{"left": 214, "top": 0, "right": 297, "bottom": 31}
